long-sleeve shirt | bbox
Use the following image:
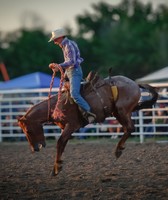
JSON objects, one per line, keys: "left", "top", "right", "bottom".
{"left": 59, "top": 37, "right": 84, "bottom": 68}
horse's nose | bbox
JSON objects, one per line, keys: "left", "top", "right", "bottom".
{"left": 38, "top": 141, "right": 46, "bottom": 149}
{"left": 41, "top": 141, "right": 46, "bottom": 148}
{"left": 32, "top": 142, "right": 46, "bottom": 152}
{"left": 33, "top": 143, "right": 40, "bottom": 152}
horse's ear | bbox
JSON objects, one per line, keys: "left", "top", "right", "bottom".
{"left": 17, "top": 116, "right": 23, "bottom": 121}
{"left": 17, "top": 115, "right": 26, "bottom": 122}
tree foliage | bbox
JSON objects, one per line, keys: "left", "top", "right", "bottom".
{"left": 75, "top": 0, "right": 168, "bottom": 78}
{"left": 0, "top": 29, "right": 63, "bottom": 79}
{"left": 0, "top": 0, "right": 168, "bottom": 80}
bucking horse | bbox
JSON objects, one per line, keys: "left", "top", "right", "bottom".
{"left": 18, "top": 71, "right": 158, "bottom": 176}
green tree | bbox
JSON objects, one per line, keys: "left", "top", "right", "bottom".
{"left": 0, "top": 0, "right": 168, "bottom": 80}
{"left": 75, "top": 0, "right": 168, "bottom": 79}
{"left": 0, "top": 29, "right": 63, "bottom": 79}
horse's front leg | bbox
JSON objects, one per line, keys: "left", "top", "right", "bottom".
{"left": 52, "top": 138, "right": 68, "bottom": 176}
{"left": 51, "top": 125, "right": 73, "bottom": 176}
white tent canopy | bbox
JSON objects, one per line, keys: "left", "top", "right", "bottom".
{"left": 136, "top": 66, "right": 168, "bottom": 83}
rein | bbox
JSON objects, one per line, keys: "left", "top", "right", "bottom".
{"left": 48, "top": 64, "right": 65, "bottom": 121}
{"left": 47, "top": 70, "right": 56, "bottom": 121}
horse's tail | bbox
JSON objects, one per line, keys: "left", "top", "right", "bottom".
{"left": 133, "top": 84, "right": 158, "bottom": 111}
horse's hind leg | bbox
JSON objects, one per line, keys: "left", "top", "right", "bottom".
{"left": 113, "top": 110, "right": 135, "bottom": 158}
{"left": 52, "top": 124, "right": 73, "bottom": 176}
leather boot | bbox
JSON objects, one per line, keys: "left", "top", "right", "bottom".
{"left": 85, "top": 111, "right": 96, "bottom": 124}
{"left": 78, "top": 107, "right": 96, "bottom": 123}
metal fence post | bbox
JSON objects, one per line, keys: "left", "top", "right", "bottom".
{"left": 139, "top": 110, "right": 144, "bottom": 143}
{"left": 0, "top": 103, "right": 2, "bottom": 142}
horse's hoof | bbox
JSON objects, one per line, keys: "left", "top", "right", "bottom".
{"left": 115, "top": 149, "right": 122, "bottom": 158}
{"left": 50, "top": 169, "right": 57, "bottom": 176}
{"left": 55, "top": 162, "right": 62, "bottom": 175}
{"left": 55, "top": 166, "right": 62, "bottom": 175}
{"left": 51, "top": 161, "right": 63, "bottom": 176}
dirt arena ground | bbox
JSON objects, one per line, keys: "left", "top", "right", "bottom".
{"left": 0, "top": 139, "right": 168, "bottom": 200}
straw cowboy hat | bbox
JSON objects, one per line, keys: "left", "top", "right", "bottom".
{"left": 48, "top": 28, "right": 68, "bottom": 42}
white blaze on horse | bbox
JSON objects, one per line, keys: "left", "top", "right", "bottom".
{"left": 18, "top": 71, "right": 158, "bottom": 176}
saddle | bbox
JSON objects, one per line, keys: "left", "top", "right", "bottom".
{"left": 62, "top": 71, "right": 106, "bottom": 94}
{"left": 62, "top": 71, "right": 118, "bottom": 102}
{"left": 60, "top": 72, "right": 118, "bottom": 119}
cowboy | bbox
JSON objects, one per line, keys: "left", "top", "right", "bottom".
{"left": 48, "top": 28, "right": 96, "bottom": 123}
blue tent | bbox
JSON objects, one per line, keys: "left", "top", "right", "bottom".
{"left": 0, "top": 72, "right": 60, "bottom": 89}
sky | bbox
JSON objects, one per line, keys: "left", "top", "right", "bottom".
{"left": 0, "top": 0, "right": 168, "bottom": 34}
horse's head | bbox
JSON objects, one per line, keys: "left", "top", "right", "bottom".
{"left": 18, "top": 116, "right": 46, "bottom": 152}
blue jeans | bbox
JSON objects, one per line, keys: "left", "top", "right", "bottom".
{"left": 66, "top": 66, "right": 90, "bottom": 112}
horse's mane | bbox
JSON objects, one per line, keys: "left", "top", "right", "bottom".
{"left": 23, "top": 95, "right": 57, "bottom": 119}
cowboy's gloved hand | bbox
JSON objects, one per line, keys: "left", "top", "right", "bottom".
{"left": 49, "top": 63, "right": 59, "bottom": 72}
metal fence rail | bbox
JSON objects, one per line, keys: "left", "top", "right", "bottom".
{"left": 0, "top": 83, "right": 168, "bottom": 143}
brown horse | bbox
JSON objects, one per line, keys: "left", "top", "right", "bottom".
{"left": 18, "top": 72, "right": 158, "bottom": 176}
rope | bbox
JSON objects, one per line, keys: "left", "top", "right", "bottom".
{"left": 47, "top": 70, "right": 56, "bottom": 121}
{"left": 48, "top": 64, "right": 65, "bottom": 121}
{"left": 52, "top": 64, "right": 65, "bottom": 119}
